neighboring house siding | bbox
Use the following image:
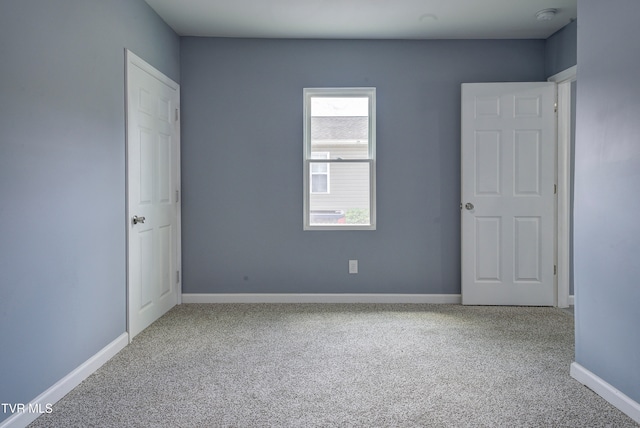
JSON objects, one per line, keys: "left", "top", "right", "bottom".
{"left": 310, "top": 144, "right": 370, "bottom": 212}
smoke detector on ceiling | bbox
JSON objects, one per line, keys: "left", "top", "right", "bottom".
{"left": 536, "top": 8, "right": 557, "bottom": 21}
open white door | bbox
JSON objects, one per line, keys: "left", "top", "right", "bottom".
{"left": 461, "top": 82, "right": 556, "bottom": 306}
{"left": 126, "top": 50, "right": 181, "bottom": 339}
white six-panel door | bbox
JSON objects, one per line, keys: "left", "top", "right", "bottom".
{"left": 126, "top": 50, "right": 180, "bottom": 339}
{"left": 461, "top": 82, "right": 556, "bottom": 306}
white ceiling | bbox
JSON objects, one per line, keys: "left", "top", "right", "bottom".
{"left": 144, "top": 0, "right": 577, "bottom": 40}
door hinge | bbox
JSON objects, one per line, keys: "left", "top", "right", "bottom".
{"left": 176, "top": 270, "right": 180, "bottom": 283}
{"left": 175, "top": 108, "right": 179, "bottom": 122}
{"left": 554, "top": 265, "right": 557, "bottom": 275}
{"left": 175, "top": 190, "right": 180, "bottom": 203}
{"left": 554, "top": 102, "right": 558, "bottom": 113}
{"left": 554, "top": 184, "right": 557, "bottom": 194}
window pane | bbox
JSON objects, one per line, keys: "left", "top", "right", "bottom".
{"left": 311, "top": 174, "right": 328, "bottom": 193}
{"left": 311, "top": 97, "right": 368, "bottom": 117}
{"left": 303, "top": 88, "right": 375, "bottom": 230}
{"left": 310, "top": 162, "right": 328, "bottom": 173}
{"left": 309, "top": 162, "right": 370, "bottom": 225}
{"left": 310, "top": 97, "right": 369, "bottom": 160}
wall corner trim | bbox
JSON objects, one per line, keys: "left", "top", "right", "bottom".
{"left": 570, "top": 362, "right": 640, "bottom": 424}
{"left": 0, "top": 333, "right": 128, "bottom": 428}
{"left": 181, "top": 293, "right": 461, "bottom": 304}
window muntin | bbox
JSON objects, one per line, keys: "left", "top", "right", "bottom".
{"left": 303, "top": 88, "right": 376, "bottom": 230}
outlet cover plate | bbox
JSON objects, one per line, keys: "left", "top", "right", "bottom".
{"left": 349, "top": 260, "right": 358, "bottom": 274}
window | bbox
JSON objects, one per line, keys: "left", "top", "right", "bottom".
{"left": 303, "top": 88, "right": 376, "bottom": 230}
{"left": 310, "top": 152, "right": 330, "bottom": 194}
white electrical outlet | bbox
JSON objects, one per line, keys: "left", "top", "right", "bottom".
{"left": 349, "top": 260, "right": 358, "bottom": 274}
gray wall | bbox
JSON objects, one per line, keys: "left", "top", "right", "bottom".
{"left": 575, "top": 0, "right": 640, "bottom": 403}
{"left": 545, "top": 20, "right": 577, "bottom": 78}
{"left": 0, "top": 0, "right": 179, "bottom": 421}
{"left": 180, "top": 38, "right": 546, "bottom": 294}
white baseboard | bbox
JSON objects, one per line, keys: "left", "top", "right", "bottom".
{"left": 182, "top": 293, "right": 462, "bottom": 304}
{"left": 570, "top": 362, "right": 640, "bottom": 424}
{"left": 0, "top": 333, "right": 128, "bottom": 428}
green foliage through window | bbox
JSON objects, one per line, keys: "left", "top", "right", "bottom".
{"left": 345, "top": 208, "right": 369, "bottom": 224}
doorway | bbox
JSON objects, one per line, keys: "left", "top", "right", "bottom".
{"left": 549, "top": 65, "right": 577, "bottom": 308}
{"left": 461, "top": 69, "right": 577, "bottom": 307}
{"left": 125, "top": 50, "right": 181, "bottom": 340}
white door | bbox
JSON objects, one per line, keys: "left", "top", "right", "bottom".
{"left": 461, "top": 82, "right": 556, "bottom": 306}
{"left": 126, "top": 50, "right": 180, "bottom": 339}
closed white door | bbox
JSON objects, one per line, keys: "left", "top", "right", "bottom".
{"left": 126, "top": 50, "right": 180, "bottom": 339}
{"left": 461, "top": 82, "right": 556, "bottom": 306}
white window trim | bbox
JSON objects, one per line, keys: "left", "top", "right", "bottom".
{"left": 303, "top": 87, "right": 376, "bottom": 231}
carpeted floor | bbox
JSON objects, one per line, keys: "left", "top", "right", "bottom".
{"left": 30, "top": 304, "right": 638, "bottom": 427}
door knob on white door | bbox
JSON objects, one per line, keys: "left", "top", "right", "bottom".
{"left": 132, "top": 215, "right": 146, "bottom": 225}
{"left": 465, "top": 203, "right": 474, "bottom": 210}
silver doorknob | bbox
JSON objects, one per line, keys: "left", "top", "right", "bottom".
{"left": 465, "top": 203, "right": 474, "bottom": 210}
{"left": 132, "top": 215, "right": 146, "bottom": 225}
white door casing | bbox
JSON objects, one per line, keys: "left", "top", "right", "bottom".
{"left": 548, "top": 65, "right": 577, "bottom": 308}
{"left": 126, "top": 50, "right": 181, "bottom": 340}
{"left": 461, "top": 82, "right": 556, "bottom": 306}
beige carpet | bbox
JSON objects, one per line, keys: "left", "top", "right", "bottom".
{"left": 30, "top": 304, "right": 638, "bottom": 427}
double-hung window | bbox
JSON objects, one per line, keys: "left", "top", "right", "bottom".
{"left": 303, "top": 88, "right": 376, "bottom": 230}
